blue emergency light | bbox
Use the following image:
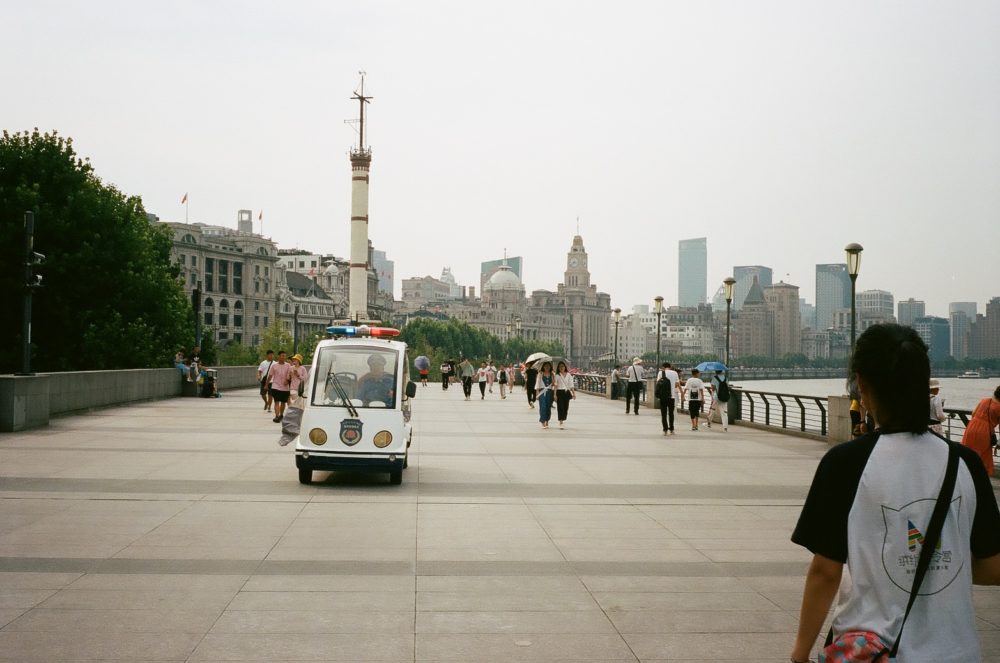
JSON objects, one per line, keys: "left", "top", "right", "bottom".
{"left": 326, "top": 325, "right": 400, "bottom": 338}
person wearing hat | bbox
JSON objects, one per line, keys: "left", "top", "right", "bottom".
{"left": 929, "top": 378, "right": 946, "bottom": 434}
{"left": 358, "top": 352, "right": 395, "bottom": 406}
{"left": 624, "top": 357, "right": 644, "bottom": 415}
{"left": 289, "top": 354, "right": 309, "bottom": 406}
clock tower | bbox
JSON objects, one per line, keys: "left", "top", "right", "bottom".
{"left": 564, "top": 235, "right": 591, "bottom": 288}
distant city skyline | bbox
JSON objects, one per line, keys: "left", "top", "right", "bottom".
{"left": 5, "top": 2, "right": 998, "bottom": 317}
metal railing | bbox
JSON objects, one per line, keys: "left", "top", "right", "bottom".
{"left": 737, "top": 389, "right": 829, "bottom": 437}
{"left": 943, "top": 408, "right": 973, "bottom": 442}
{"left": 575, "top": 374, "right": 607, "bottom": 395}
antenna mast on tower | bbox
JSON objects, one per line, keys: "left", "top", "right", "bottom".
{"left": 351, "top": 72, "right": 373, "bottom": 154}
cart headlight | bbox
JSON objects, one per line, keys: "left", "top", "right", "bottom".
{"left": 309, "top": 428, "right": 328, "bottom": 445}
{"left": 373, "top": 430, "right": 393, "bottom": 448}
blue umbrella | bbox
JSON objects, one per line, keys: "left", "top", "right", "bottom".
{"left": 414, "top": 356, "right": 430, "bottom": 370}
{"left": 695, "top": 361, "right": 728, "bottom": 373}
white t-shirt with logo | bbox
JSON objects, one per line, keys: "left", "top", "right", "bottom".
{"left": 685, "top": 377, "right": 705, "bottom": 401}
{"left": 793, "top": 432, "right": 1000, "bottom": 661}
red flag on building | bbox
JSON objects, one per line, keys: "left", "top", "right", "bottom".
{"left": 181, "top": 193, "right": 188, "bottom": 204}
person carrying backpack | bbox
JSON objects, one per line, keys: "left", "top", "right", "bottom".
{"left": 708, "top": 370, "right": 730, "bottom": 431}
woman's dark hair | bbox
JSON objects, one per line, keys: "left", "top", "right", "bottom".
{"left": 557, "top": 361, "right": 568, "bottom": 373}
{"left": 849, "top": 323, "right": 929, "bottom": 433}
{"left": 994, "top": 385, "right": 1000, "bottom": 401}
{"left": 540, "top": 361, "right": 552, "bottom": 372}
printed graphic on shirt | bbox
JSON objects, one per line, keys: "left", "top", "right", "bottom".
{"left": 881, "top": 497, "right": 962, "bottom": 594}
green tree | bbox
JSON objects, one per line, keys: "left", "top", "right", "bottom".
{"left": 398, "top": 317, "right": 563, "bottom": 378}
{"left": 0, "top": 130, "right": 191, "bottom": 372}
{"left": 216, "top": 341, "right": 257, "bottom": 366}
{"left": 257, "top": 319, "right": 292, "bottom": 359}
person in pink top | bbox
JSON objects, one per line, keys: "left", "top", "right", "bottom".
{"left": 289, "top": 353, "right": 309, "bottom": 404}
{"left": 266, "top": 351, "right": 294, "bottom": 423}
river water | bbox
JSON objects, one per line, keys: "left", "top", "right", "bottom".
{"left": 734, "top": 377, "right": 997, "bottom": 411}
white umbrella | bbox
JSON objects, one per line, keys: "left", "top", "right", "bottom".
{"left": 524, "top": 352, "right": 552, "bottom": 367}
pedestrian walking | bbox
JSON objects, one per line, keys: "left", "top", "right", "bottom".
{"left": 507, "top": 365, "right": 516, "bottom": 392}
{"left": 624, "top": 358, "right": 644, "bottom": 415}
{"left": 289, "top": 353, "right": 309, "bottom": 405}
{"left": 498, "top": 363, "right": 508, "bottom": 399}
{"left": 257, "top": 350, "right": 275, "bottom": 412}
{"left": 419, "top": 366, "right": 429, "bottom": 387}
{"left": 266, "top": 351, "right": 293, "bottom": 423}
{"left": 961, "top": 385, "right": 1000, "bottom": 476}
{"left": 656, "top": 362, "right": 679, "bottom": 435}
{"left": 708, "top": 370, "right": 731, "bottom": 431}
{"left": 789, "top": 324, "right": 1000, "bottom": 663}
{"left": 440, "top": 361, "right": 452, "bottom": 390}
{"left": 477, "top": 361, "right": 489, "bottom": 399}
{"left": 554, "top": 361, "right": 576, "bottom": 428}
{"left": 458, "top": 358, "right": 475, "bottom": 400}
{"left": 536, "top": 361, "right": 554, "bottom": 428}
{"left": 684, "top": 368, "right": 705, "bottom": 430}
{"left": 929, "top": 378, "right": 946, "bottom": 435}
{"left": 525, "top": 363, "right": 538, "bottom": 409}
{"left": 486, "top": 361, "right": 496, "bottom": 393}
{"left": 610, "top": 365, "right": 621, "bottom": 400}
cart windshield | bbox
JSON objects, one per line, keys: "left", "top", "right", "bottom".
{"left": 311, "top": 345, "right": 399, "bottom": 409}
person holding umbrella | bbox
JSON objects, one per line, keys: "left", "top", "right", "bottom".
{"left": 536, "top": 360, "right": 555, "bottom": 428}
{"left": 415, "top": 355, "right": 430, "bottom": 387}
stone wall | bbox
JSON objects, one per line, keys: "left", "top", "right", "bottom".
{"left": 1, "top": 366, "right": 260, "bottom": 432}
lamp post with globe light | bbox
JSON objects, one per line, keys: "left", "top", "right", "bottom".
{"left": 613, "top": 308, "right": 622, "bottom": 369}
{"left": 845, "top": 243, "right": 864, "bottom": 354}
{"left": 654, "top": 296, "right": 664, "bottom": 368}
{"left": 723, "top": 277, "right": 736, "bottom": 368}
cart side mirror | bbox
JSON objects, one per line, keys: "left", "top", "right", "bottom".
{"left": 405, "top": 381, "right": 417, "bottom": 399}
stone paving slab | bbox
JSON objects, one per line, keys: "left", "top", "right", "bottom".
{"left": 2, "top": 384, "right": 1000, "bottom": 661}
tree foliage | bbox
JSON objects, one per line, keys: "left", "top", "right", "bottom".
{"left": 398, "top": 317, "right": 563, "bottom": 377}
{"left": 0, "top": 129, "right": 191, "bottom": 372}
{"left": 257, "top": 319, "right": 292, "bottom": 360}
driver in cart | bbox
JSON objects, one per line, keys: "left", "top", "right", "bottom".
{"left": 357, "top": 353, "right": 395, "bottom": 406}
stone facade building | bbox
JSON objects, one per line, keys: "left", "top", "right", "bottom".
{"left": 165, "top": 213, "right": 280, "bottom": 348}
{"left": 764, "top": 281, "right": 801, "bottom": 358}
{"left": 968, "top": 297, "right": 1000, "bottom": 360}
{"left": 732, "top": 277, "right": 774, "bottom": 359}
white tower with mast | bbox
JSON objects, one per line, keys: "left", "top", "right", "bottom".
{"left": 348, "top": 74, "right": 373, "bottom": 323}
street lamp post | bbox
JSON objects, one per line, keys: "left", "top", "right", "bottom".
{"left": 723, "top": 277, "right": 736, "bottom": 368}
{"left": 613, "top": 307, "right": 621, "bottom": 369}
{"left": 654, "top": 296, "right": 663, "bottom": 368}
{"left": 845, "top": 243, "right": 864, "bottom": 354}
{"left": 293, "top": 305, "right": 300, "bottom": 354}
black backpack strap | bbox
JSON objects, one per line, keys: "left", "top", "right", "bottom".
{"left": 889, "top": 439, "right": 960, "bottom": 657}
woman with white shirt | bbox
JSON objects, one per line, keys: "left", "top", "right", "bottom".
{"left": 554, "top": 361, "right": 576, "bottom": 428}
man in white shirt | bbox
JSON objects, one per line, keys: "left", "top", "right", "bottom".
{"left": 656, "top": 362, "right": 680, "bottom": 435}
{"left": 625, "top": 358, "right": 644, "bottom": 415}
{"left": 257, "top": 350, "right": 275, "bottom": 413}
{"left": 683, "top": 368, "right": 705, "bottom": 431}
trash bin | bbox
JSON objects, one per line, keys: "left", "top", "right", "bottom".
{"left": 200, "top": 369, "right": 218, "bottom": 398}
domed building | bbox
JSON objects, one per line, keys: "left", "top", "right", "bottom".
{"left": 482, "top": 261, "right": 525, "bottom": 309}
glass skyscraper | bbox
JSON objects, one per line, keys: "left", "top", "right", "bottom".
{"left": 678, "top": 238, "right": 707, "bottom": 307}
{"left": 733, "top": 265, "right": 773, "bottom": 310}
{"left": 814, "top": 263, "right": 850, "bottom": 330}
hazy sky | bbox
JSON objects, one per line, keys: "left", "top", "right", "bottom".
{"left": 5, "top": 1, "right": 999, "bottom": 316}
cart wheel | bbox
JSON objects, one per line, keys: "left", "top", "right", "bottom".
{"left": 298, "top": 468, "right": 312, "bottom": 485}
{"left": 389, "top": 469, "right": 403, "bottom": 485}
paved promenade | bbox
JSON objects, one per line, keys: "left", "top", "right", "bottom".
{"left": 2, "top": 384, "right": 1000, "bottom": 661}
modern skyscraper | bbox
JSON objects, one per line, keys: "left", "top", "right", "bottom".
{"left": 799, "top": 299, "right": 816, "bottom": 331}
{"left": 371, "top": 249, "right": 394, "bottom": 297}
{"left": 733, "top": 266, "right": 773, "bottom": 311}
{"left": 949, "top": 302, "right": 977, "bottom": 360}
{"left": 912, "top": 316, "right": 951, "bottom": 362}
{"left": 815, "top": 264, "right": 850, "bottom": 331}
{"left": 897, "top": 298, "right": 926, "bottom": 327}
{"left": 968, "top": 298, "right": 1000, "bottom": 360}
{"left": 856, "top": 290, "right": 894, "bottom": 318}
{"left": 678, "top": 238, "right": 707, "bottom": 307}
